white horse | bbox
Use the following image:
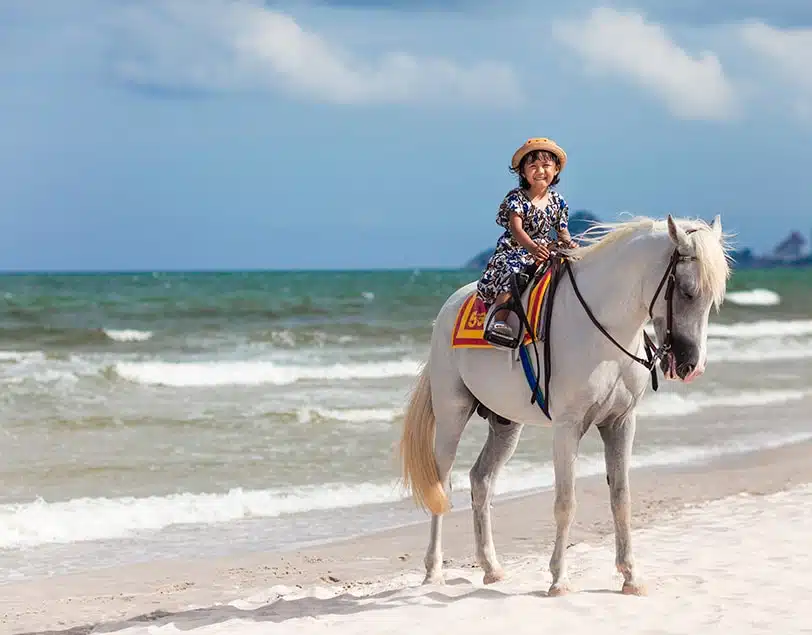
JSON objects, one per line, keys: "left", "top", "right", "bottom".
{"left": 399, "top": 214, "right": 731, "bottom": 596}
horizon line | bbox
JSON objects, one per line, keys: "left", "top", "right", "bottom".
{"left": 0, "top": 265, "right": 474, "bottom": 276}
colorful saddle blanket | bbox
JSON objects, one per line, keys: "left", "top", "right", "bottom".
{"left": 451, "top": 266, "right": 553, "bottom": 349}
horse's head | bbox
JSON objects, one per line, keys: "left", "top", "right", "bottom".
{"left": 650, "top": 214, "right": 730, "bottom": 383}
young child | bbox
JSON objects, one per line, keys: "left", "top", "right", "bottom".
{"left": 476, "top": 137, "right": 577, "bottom": 340}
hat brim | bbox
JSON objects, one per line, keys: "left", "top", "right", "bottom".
{"left": 511, "top": 139, "right": 567, "bottom": 171}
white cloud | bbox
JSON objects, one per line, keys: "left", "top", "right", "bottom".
{"left": 110, "top": 0, "right": 521, "bottom": 107}
{"left": 552, "top": 8, "right": 737, "bottom": 120}
{"left": 739, "top": 22, "right": 812, "bottom": 121}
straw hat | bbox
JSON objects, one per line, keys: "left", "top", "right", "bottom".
{"left": 511, "top": 137, "right": 567, "bottom": 171}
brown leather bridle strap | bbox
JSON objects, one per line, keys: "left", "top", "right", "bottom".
{"left": 563, "top": 258, "right": 664, "bottom": 370}
{"left": 561, "top": 244, "right": 697, "bottom": 387}
{"left": 520, "top": 230, "right": 702, "bottom": 412}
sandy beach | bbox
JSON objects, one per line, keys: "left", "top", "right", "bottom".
{"left": 6, "top": 437, "right": 812, "bottom": 634}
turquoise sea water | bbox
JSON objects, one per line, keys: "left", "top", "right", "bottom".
{"left": 1, "top": 266, "right": 811, "bottom": 580}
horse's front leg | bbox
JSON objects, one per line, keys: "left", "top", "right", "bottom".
{"left": 548, "top": 424, "right": 580, "bottom": 596}
{"left": 599, "top": 414, "right": 646, "bottom": 595}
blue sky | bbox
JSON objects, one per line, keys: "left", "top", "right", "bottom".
{"left": 1, "top": 0, "right": 810, "bottom": 270}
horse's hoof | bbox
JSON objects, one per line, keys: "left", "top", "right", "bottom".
{"left": 483, "top": 569, "right": 505, "bottom": 585}
{"left": 422, "top": 572, "right": 444, "bottom": 586}
{"left": 621, "top": 581, "right": 647, "bottom": 596}
{"left": 548, "top": 583, "right": 571, "bottom": 597}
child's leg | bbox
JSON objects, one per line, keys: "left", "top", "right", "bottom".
{"left": 492, "top": 291, "right": 512, "bottom": 323}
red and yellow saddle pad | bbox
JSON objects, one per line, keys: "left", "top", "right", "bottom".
{"left": 452, "top": 268, "right": 552, "bottom": 348}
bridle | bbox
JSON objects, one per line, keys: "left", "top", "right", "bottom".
{"left": 512, "top": 233, "right": 702, "bottom": 418}
{"left": 562, "top": 239, "right": 698, "bottom": 391}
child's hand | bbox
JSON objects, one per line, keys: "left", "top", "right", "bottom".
{"left": 554, "top": 237, "right": 578, "bottom": 250}
{"left": 529, "top": 242, "right": 551, "bottom": 262}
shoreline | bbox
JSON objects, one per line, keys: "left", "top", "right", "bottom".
{"left": 6, "top": 437, "right": 812, "bottom": 634}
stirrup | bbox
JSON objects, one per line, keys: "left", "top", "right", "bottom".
{"left": 483, "top": 324, "right": 520, "bottom": 349}
{"left": 483, "top": 270, "right": 536, "bottom": 350}
{"left": 492, "top": 321, "right": 514, "bottom": 336}
{"left": 486, "top": 321, "right": 517, "bottom": 346}
{"left": 483, "top": 308, "right": 521, "bottom": 349}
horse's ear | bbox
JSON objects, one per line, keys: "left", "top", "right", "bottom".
{"left": 667, "top": 214, "right": 691, "bottom": 251}
{"left": 711, "top": 214, "right": 722, "bottom": 240}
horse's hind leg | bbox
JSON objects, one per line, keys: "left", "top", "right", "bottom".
{"left": 423, "top": 375, "right": 476, "bottom": 585}
{"left": 469, "top": 414, "right": 524, "bottom": 584}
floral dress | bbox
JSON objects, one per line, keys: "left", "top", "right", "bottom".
{"left": 476, "top": 187, "right": 569, "bottom": 306}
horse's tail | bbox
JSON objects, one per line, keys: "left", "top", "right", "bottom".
{"left": 398, "top": 362, "right": 449, "bottom": 516}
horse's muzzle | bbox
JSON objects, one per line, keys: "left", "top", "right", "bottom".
{"left": 660, "top": 337, "right": 703, "bottom": 382}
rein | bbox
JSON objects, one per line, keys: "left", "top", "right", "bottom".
{"left": 562, "top": 241, "right": 698, "bottom": 391}
{"left": 518, "top": 237, "right": 699, "bottom": 417}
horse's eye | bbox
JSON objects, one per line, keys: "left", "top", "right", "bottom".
{"left": 680, "top": 287, "right": 695, "bottom": 301}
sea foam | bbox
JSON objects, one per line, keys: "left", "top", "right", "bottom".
{"left": 114, "top": 359, "right": 422, "bottom": 387}
{"left": 3, "top": 426, "right": 811, "bottom": 550}
{"left": 726, "top": 288, "right": 781, "bottom": 306}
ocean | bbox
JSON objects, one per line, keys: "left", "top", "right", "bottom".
{"left": 1, "top": 267, "right": 811, "bottom": 582}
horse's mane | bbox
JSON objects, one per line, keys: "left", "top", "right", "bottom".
{"left": 567, "top": 216, "right": 733, "bottom": 309}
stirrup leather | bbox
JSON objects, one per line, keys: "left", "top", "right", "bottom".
{"left": 482, "top": 271, "right": 531, "bottom": 349}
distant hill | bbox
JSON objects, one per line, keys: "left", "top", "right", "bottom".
{"left": 464, "top": 210, "right": 601, "bottom": 270}
{"left": 465, "top": 213, "right": 811, "bottom": 272}
{"left": 567, "top": 209, "right": 602, "bottom": 237}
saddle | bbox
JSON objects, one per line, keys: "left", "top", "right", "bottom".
{"left": 451, "top": 257, "right": 566, "bottom": 419}
{"left": 452, "top": 259, "right": 561, "bottom": 350}
{"left": 482, "top": 265, "right": 544, "bottom": 350}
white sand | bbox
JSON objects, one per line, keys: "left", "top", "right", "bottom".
{"left": 100, "top": 483, "right": 812, "bottom": 635}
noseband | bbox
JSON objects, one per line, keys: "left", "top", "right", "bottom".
{"left": 563, "top": 239, "right": 698, "bottom": 391}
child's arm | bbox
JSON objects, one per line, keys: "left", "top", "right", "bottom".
{"left": 554, "top": 197, "right": 578, "bottom": 248}
{"left": 557, "top": 227, "right": 576, "bottom": 246}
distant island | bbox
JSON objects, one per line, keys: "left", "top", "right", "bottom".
{"left": 464, "top": 210, "right": 812, "bottom": 271}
